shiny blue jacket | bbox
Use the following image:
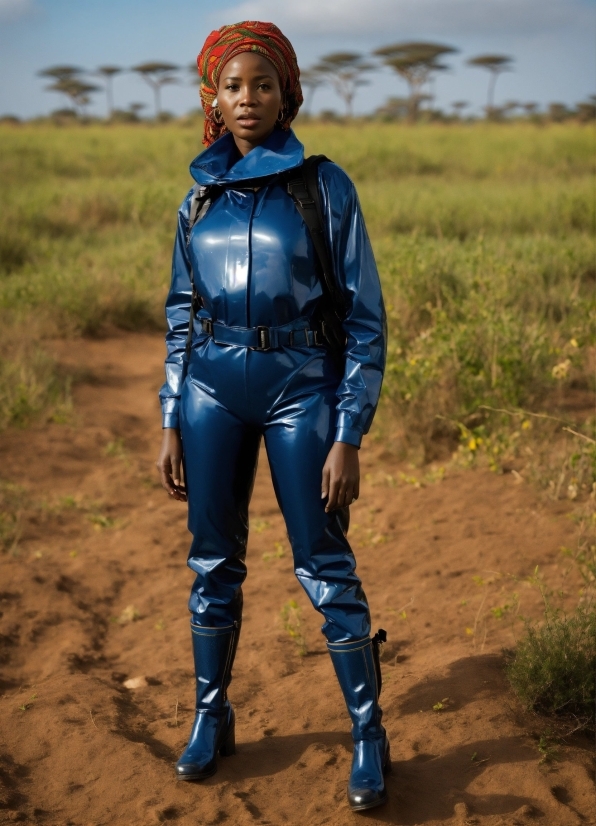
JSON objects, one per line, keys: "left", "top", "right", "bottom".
{"left": 159, "top": 128, "right": 386, "bottom": 447}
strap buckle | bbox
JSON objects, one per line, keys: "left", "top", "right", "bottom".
{"left": 289, "top": 327, "right": 313, "bottom": 347}
{"left": 255, "top": 326, "right": 271, "bottom": 351}
{"left": 200, "top": 318, "right": 213, "bottom": 336}
{"left": 287, "top": 179, "right": 315, "bottom": 209}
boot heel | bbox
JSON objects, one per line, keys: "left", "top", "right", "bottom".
{"left": 219, "top": 723, "right": 236, "bottom": 757}
{"left": 383, "top": 740, "right": 391, "bottom": 775}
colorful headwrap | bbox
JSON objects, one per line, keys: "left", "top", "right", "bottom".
{"left": 197, "top": 21, "right": 303, "bottom": 146}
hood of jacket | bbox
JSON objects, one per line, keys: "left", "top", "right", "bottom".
{"left": 189, "top": 127, "right": 304, "bottom": 187}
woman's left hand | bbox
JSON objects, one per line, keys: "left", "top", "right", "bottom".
{"left": 321, "top": 442, "right": 360, "bottom": 512}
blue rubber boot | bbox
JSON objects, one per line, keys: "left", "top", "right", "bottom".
{"left": 175, "top": 622, "right": 239, "bottom": 780}
{"left": 327, "top": 633, "right": 390, "bottom": 811}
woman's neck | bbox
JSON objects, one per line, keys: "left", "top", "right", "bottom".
{"left": 232, "top": 126, "right": 275, "bottom": 157}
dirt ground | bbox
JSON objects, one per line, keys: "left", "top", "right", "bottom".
{"left": 0, "top": 333, "right": 594, "bottom": 826}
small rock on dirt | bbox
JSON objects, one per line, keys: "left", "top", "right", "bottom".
{"left": 515, "top": 804, "right": 537, "bottom": 818}
{"left": 123, "top": 676, "right": 148, "bottom": 689}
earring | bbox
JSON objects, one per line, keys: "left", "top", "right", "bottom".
{"left": 212, "top": 106, "right": 225, "bottom": 125}
{"left": 276, "top": 105, "right": 287, "bottom": 125}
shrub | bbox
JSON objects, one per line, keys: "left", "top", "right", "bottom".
{"left": 0, "top": 320, "right": 71, "bottom": 430}
{"left": 280, "top": 599, "right": 307, "bottom": 656}
{"left": 506, "top": 605, "right": 596, "bottom": 733}
{"left": 0, "top": 480, "right": 23, "bottom": 552}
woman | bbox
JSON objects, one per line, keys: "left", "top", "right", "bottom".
{"left": 156, "top": 21, "right": 389, "bottom": 813}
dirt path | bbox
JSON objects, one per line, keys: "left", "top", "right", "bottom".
{"left": 0, "top": 333, "right": 593, "bottom": 826}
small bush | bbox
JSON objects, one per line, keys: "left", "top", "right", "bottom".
{"left": 0, "top": 231, "right": 30, "bottom": 274}
{"left": 506, "top": 605, "right": 596, "bottom": 733}
{"left": 0, "top": 480, "right": 24, "bottom": 552}
{"left": 281, "top": 599, "right": 307, "bottom": 656}
{"left": 0, "top": 321, "right": 71, "bottom": 429}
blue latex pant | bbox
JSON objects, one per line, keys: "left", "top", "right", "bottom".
{"left": 179, "top": 338, "right": 371, "bottom": 644}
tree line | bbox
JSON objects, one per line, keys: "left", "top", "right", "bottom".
{"left": 38, "top": 62, "right": 178, "bottom": 119}
{"left": 36, "top": 43, "right": 595, "bottom": 123}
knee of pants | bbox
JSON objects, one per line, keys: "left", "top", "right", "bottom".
{"left": 188, "top": 576, "right": 244, "bottom": 626}
{"left": 294, "top": 570, "right": 371, "bottom": 643}
{"left": 187, "top": 539, "right": 247, "bottom": 625}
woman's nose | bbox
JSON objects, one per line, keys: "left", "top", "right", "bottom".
{"left": 238, "top": 85, "right": 257, "bottom": 107}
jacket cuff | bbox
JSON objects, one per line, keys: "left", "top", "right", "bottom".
{"left": 162, "top": 411, "right": 180, "bottom": 430}
{"left": 335, "top": 426, "right": 362, "bottom": 448}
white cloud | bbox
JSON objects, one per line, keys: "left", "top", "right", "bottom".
{"left": 0, "top": 0, "right": 36, "bottom": 22}
{"left": 221, "top": 0, "right": 591, "bottom": 38}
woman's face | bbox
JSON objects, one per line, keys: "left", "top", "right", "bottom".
{"left": 216, "top": 52, "right": 283, "bottom": 153}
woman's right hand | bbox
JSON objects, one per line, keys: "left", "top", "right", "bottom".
{"left": 156, "top": 428, "right": 187, "bottom": 501}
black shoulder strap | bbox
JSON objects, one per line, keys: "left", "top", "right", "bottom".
{"left": 186, "top": 183, "right": 212, "bottom": 245}
{"left": 184, "top": 183, "right": 217, "bottom": 356}
{"left": 286, "top": 155, "right": 347, "bottom": 315}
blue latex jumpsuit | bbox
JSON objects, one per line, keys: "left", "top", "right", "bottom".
{"left": 160, "top": 127, "right": 389, "bottom": 806}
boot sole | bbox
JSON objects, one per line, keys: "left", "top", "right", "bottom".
{"left": 176, "top": 765, "right": 217, "bottom": 782}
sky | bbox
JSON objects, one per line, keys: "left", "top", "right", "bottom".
{"left": 0, "top": 0, "right": 594, "bottom": 119}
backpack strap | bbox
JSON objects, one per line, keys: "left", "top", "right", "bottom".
{"left": 285, "top": 156, "right": 347, "bottom": 316}
{"left": 186, "top": 183, "right": 212, "bottom": 245}
{"left": 184, "top": 183, "right": 217, "bottom": 356}
{"left": 285, "top": 156, "right": 348, "bottom": 361}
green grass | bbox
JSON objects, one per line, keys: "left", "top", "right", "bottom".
{"left": 0, "top": 121, "right": 594, "bottom": 450}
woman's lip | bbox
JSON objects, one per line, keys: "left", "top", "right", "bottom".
{"left": 237, "top": 116, "right": 260, "bottom": 123}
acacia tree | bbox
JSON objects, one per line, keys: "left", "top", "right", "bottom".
{"left": 576, "top": 96, "right": 596, "bottom": 122}
{"left": 300, "top": 68, "right": 325, "bottom": 117}
{"left": 97, "top": 65, "right": 122, "bottom": 117}
{"left": 467, "top": 54, "right": 513, "bottom": 115}
{"left": 374, "top": 42, "right": 457, "bottom": 122}
{"left": 376, "top": 97, "right": 409, "bottom": 120}
{"left": 38, "top": 66, "right": 99, "bottom": 115}
{"left": 451, "top": 100, "right": 469, "bottom": 119}
{"left": 132, "top": 62, "right": 179, "bottom": 118}
{"left": 38, "top": 65, "right": 81, "bottom": 111}
{"left": 548, "top": 102, "right": 570, "bottom": 122}
{"left": 502, "top": 100, "right": 520, "bottom": 118}
{"left": 314, "top": 52, "right": 374, "bottom": 118}
{"left": 55, "top": 80, "right": 100, "bottom": 115}
{"left": 522, "top": 102, "right": 538, "bottom": 117}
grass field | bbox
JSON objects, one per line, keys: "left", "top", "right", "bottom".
{"left": 0, "top": 121, "right": 594, "bottom": 476}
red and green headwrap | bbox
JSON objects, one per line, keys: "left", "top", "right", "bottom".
{"left": 197, "top": 21, "right": 303, "bottom": 146}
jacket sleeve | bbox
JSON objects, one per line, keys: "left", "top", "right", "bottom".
{"left": 158, "top": 188, "right": 194, "bottom": 429}
{"left": 318, "top": 163, "right": 387, "bottom": 448}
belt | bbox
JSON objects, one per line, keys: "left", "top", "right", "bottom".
{"left": 199, "top": 317, "right": 325, "bottom": 352}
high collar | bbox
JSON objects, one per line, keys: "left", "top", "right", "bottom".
{"left": 189, "top": 128, "right": 304, "bottom": 186}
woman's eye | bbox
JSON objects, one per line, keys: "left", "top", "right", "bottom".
{"left": 258, "top": 84, "right": 271, "bottom": 91}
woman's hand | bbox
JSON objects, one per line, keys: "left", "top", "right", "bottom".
{"left": 321, "top": 442, "right": 360, "bottom": 513}
{"left": 156, "top": 428, "right": 187, "bottom": 502}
